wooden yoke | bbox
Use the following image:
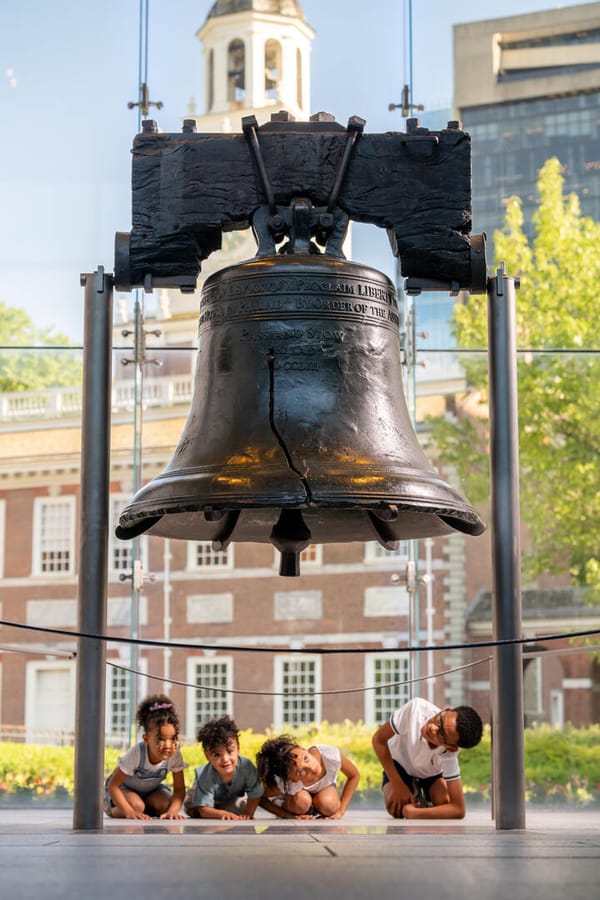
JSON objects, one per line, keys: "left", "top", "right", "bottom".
{"left": 114, "top": 112, "right": 487, "bottom": 294}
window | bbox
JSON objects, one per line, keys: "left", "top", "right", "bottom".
{"left": 187, "top": 657, "right": 233, "bottom": 734}
{"left": 523, "top": 656, "right": 543, "bottom": 726}
{"left": 207, "top": 48, "right": 214, "bottom": 111}
{"left": 364, "top": 653, "right": 410, "bottom": 725}
{"left": 109, "top": 495, "right": 148, "bottom": 581}
{"left": 227, "top": 39, "right": 245, "bottom": 103}
{"left": 104, "top": 656, "right": 148, "bottom": 746}
{"left": 25, "top": 660, "right": 76, "bottom": 743}
{"left": 32, "top": 496, "right": 76, "bottom": 576}
{"left": 274, "top": 655, "right": 321, "bottom": 727}
{"left": 265, "top": 39, "right": 281, "bottom": 99}
{"left": 364, "top": 541, "right": 410, "bottom": 564}
{"left": 301, "top": 544, "right": 321, "bottom": 566}
{"left": 187, "top": 541, "right": 232, "bottom": 571}
{"left": 106, "top": 663, "right": 129, "bottom": 745}
{"left": 296, "top": 47, "right": 303, "bottom": 108}
{"left": 273, "top": 544, "right": 322, "bottom": 571}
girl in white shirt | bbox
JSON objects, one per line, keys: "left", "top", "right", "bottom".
{"left": 256, "top": 734, "right": 360, "bottom": 819}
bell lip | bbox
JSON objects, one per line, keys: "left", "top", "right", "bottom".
{"left": 116, "top": 498, "right": 485, "bottom": 541}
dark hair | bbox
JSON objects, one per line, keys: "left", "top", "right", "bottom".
{"left": 255, "top": 735, "right": 297, "bottom": 789}
{"left": 197, "top": 715, "right": 239, "bottom": 753}
{"left": 454, "top": 705, "right": 483, "bottom": 749}
{"left": 136, "top": 694, "right": 180, "bottom": 737}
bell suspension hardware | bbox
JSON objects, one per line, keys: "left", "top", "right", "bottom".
{"left": 115, "top": 113, "right": 487, "bottom": 576}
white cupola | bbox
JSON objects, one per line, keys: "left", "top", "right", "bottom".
{"left": 195, "top": 0, "right": 314, "bottom": 129}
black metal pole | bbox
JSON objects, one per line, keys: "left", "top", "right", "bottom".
{"left": 73, "top": 267, "right": 113, "bottom": 830}
{"left": 487, "top": 264, "right": 526, "bottom": 830}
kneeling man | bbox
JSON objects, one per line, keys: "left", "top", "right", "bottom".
{"left": 372, "top": 697, "right": 482, "bottom": 819}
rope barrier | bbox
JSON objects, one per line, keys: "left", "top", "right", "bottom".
{"left": 1, "top": 618, "right": 599, "bottom": 655}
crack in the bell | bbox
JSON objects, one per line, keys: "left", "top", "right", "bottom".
{"left": 267, "top": 348, "right": 314, "bottom": 503}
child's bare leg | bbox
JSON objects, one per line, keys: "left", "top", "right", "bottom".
{"left": 383, "top": 782, "right": 403, "bottom": 818}
{"left": 311, "top": 785, "right": 341, "bottom": 818}
{"left": 110, "top": 789, "right": 146, "bottom": 818}
{"left": 144, "top": 786, "right": 173, "bottom": 816}
{"left": 282, "top": 789, "right": 312, "bottom": 817}
{"left": 427, "top": 778, "right": 450, "bottom": 809}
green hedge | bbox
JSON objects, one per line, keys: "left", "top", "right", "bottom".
{"left": 1, "top": 721, "right": 599, "bottom": 806}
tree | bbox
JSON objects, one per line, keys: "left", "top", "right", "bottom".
{"left": 430, "top": 158, "right": 600, "bottom": 589}
{"left": 0, "top": 302, "right": 82, "bottom": 391}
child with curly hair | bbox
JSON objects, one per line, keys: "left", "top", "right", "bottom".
{"left": 184, "top": 715, "right": 263, "bottom": 820}
{"left": 256, "top": 734, "right": 360, "bottom": 819}
{"left": 104, "top": 694, "right": 188, "bottom": 820}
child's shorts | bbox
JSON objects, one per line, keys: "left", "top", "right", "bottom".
{"left": 103, "top": 783, "right": 173, "bottom": 817}
{"left": 381, "top": 759, "right": 441, "bottom": 806}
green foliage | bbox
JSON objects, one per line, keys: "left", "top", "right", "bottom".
{"left": 2, "top": 722, "right": 600, "bottom": 807}
{"left": 0, "top": 300, "right": 82, "bottom": 391}
{"left": 429, "top": 158, "right": 600, "bottom": 587}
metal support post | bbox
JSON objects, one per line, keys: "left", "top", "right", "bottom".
{"left": 73, "top": 267, "right": 113, "bottom": 830}
{"left": 487, "top": 264, "right": 526, "bottom": 830}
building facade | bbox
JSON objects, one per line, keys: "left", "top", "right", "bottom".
{"left": 454, "top": 2, "right": 600, "bottom": 243}
{"left": 1, "top": 1, "right": 598, "bottom": 747}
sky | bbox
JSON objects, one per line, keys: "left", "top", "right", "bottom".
{"left": 0, "top": 0, "right": 590, "bottom": 340}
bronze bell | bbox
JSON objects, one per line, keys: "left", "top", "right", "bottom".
{"left": 116, "top": 247, "right": 485, "bottom": 576}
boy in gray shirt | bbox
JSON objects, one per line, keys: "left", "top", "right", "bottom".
{"left": 184, "top": 715, "right": 263, "bottom": 820}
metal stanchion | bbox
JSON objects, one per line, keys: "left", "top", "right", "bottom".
{"left": 487, "top": 264, "right": 526, "bottom": 830}
{"left": 73, "top": 267, "right": 113, "bottom": 830}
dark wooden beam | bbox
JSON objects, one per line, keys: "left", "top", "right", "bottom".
{"left": 115, "top": 116, "right": 486, "bottom": 293}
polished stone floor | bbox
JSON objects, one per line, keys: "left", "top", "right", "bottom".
{"left": 1, "top": 807, "right": 598, "bottom": 899}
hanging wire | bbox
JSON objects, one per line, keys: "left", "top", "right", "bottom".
{"left": 107, "top": 656, "right": 494, "bottom": 698}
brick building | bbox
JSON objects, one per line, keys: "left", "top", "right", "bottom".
{"left": 1, "top": 1, "right": 598, "bottom": 746}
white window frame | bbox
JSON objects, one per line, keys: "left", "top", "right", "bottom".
{"left": 186, "top": 656, "right": 233, "bottom": 737}
{"left": 24, "top": 659, "right": 76, "bottom": 743}
{"left": 105, "top": 654, "right": 148, "bottom": 746}
{"left": 186, "top": 541, "right": 234, "bottom": 573}
{"left": 524, "top": 656, "right": 544, "bottom": 720}
{"left": 364, "top": 652, "right": 411, "bottom": 725}
{"left": 105, "top": 661, "right": 130, "bottom": 745}
{"left": 273, "top": 655, "right": 322, "bottom": 728}
{"left": 272, "top": 543, "right": 322, "bottom": 570}
{"left": 108, "top": 494, "right": 148, "bottom": 581}
{"left": 32, "top": 496, "right": 76, "bottom": 577}
{"left": 364, "top": 541, "right": 410, "bottom": 565}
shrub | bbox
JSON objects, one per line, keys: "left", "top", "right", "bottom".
{"left": 1, "top": 722, "right": 599, "bottom": 806}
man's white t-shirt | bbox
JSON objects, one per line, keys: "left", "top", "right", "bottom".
{"left": 387, "top": 698, "right": 460, "bottom": 781}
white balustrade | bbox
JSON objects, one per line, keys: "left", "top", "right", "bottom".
{"left": 0, "top": 375, "right": 194, "bottom": 422}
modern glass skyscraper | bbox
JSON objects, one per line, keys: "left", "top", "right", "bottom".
{"left": 454, "top": 4, "right": 600, "bottom": 246}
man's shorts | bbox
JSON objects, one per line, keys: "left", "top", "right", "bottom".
{"left": 381, "top": 759, "right": 441, "bottom": 806}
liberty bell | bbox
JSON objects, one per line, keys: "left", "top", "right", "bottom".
{"left": 117, "top": 201, "right": 485, "bottom": 574}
